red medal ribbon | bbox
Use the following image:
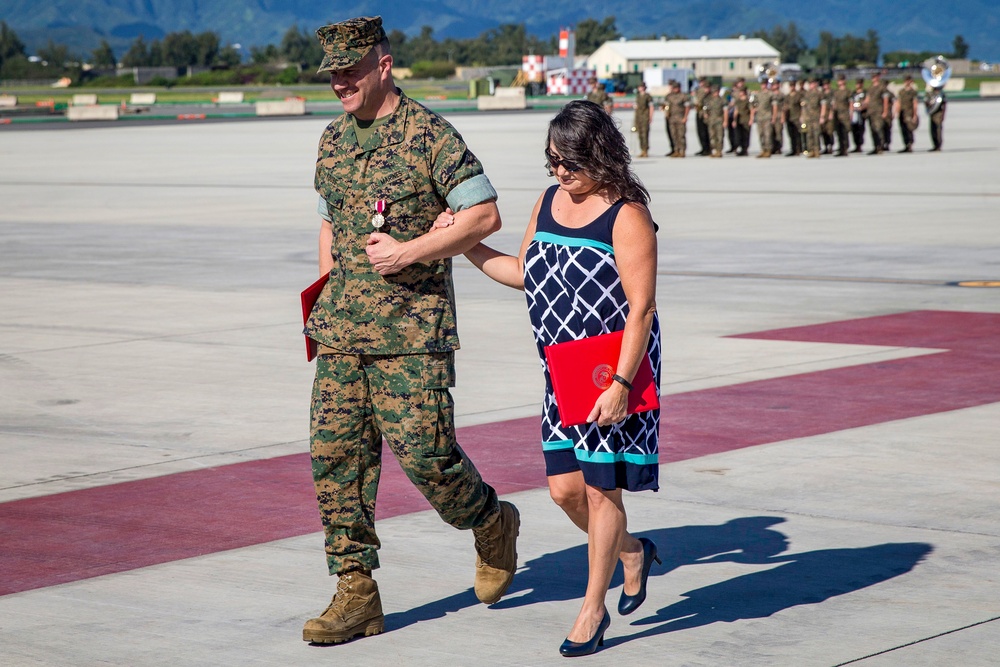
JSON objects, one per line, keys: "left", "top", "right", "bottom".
{"left": 375, "top": 199, "right": 386, "bottom": 214}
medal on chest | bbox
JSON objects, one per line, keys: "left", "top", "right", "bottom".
{"left": 371, "top": 199, "right": 386, "bottom": 230}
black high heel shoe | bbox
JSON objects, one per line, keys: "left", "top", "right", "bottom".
{"left": 559, "top": 609, "right": 611, "bottom": 657}
{"left": 617, "top": 537, "right": 661, "bottom": 615}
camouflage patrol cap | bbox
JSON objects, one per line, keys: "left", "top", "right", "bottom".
{"left": 316, "top": 16, "right": 387, "bottom": 73}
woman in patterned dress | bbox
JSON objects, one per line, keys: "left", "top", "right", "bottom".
{"left": 436, "top": 100, "right": 661, "bottom": 656}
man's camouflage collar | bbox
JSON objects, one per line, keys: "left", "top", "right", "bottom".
{"left": 316, "top": 16, "right": 387, "bottom": 73}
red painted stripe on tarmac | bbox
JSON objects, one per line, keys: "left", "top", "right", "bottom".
{"left": 664, "top": 310, "right": 1000, "bottom": 460}
{"left": 1, "top": 310, "right": 997, "bottom": 596}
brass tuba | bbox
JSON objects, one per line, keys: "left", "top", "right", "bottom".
{"left": 757, "top": 62, "right": 779, "bottom": 83}
{"left": 922, "top": 56, "right": 951, "bottom": 114}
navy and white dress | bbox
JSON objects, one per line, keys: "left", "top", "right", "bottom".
{"left": 524, "top": 185, "right": 660, "bottom": 492}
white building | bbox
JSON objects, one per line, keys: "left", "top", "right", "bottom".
{"left": 586, "top": 36, "right": 780, "bottom": 80}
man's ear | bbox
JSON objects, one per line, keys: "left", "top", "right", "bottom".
{"left": 379, "top": 54, "right": 393, "bottom": 79}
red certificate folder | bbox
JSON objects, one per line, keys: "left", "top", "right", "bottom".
{"left": 300, "top": 272, "right": 330, "bottom": 362}
{"left": 543, "top": 330, "right": 659, "bottom": 427}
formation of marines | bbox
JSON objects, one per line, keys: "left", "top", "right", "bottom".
{"left": 621, "top": 73, "right": 946, "bottom": 159}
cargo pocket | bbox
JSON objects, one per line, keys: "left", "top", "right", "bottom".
{"left": 420, "top": 352, "right": 456, "bottom": 458}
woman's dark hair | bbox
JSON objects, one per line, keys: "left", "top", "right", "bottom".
{"left": 545, "top": 100, "right": 649, "bottom": 205}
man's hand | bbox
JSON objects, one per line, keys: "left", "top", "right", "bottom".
{"left": 366, "top": 233, "right": 407, "bottom": 275}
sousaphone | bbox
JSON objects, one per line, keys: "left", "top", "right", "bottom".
{"left": 922, "top": 56, "right": 951, "bottom": 114}
{"left": 756, "top": 62, "right": 779, "bottom": 83}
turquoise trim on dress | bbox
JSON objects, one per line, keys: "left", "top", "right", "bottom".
{"left": 574, "top": 449, "right": 659, "bottom": 466}
{"left": 542, "top": 439, "right": 575, "bottom": 451}
{"left": 533, "top": 231, "right": 615, "bottom": 255}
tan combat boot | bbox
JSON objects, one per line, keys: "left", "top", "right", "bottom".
{"left": 473, "top": 500, "right": 520, "bottom": 604}
{"left": 639, "top": 149, "right": 648, "bottom": 158}
{"left": 302, "top": 571, "right": 384, "bottom": 644}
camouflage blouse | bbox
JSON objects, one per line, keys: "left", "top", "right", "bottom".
{"left": 306, "top": 91, "right": 495, "bottom": 354}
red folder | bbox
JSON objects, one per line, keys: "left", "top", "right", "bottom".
{"left": 300, "top": 272, "right": 330, "bottom": 362}
{"left": 543, "top": 330, "right": 659, "bottom": 427}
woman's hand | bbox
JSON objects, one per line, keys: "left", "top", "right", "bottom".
{"left": 586, "top": 382, "right": 630, "bottom": 427}
{"left": 432, "top": 207, "right": 456, "bottom": 230}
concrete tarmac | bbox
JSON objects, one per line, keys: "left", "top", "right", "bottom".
{"left": 1, "top": 102, "right": 999, "bottom": 666}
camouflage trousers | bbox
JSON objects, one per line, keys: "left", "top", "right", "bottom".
{"left": 803, "top": 116, "right": 821, "bottom": 154}
{"left": 668, "top": 120, "right": 686, "bottom": 154}
{"left": 708, "top": 119, "right": 724, "bottom": 153}
{"left": 868, "top": 115, "right": 886, "bottom": 150}
{"left": 756, "top": 118, "right": 774, "bottom": 154}
{"left": 635, "top": 120, "right": 650, "bottom": 152}
{"left": 310, "top": 351, "right": 499, "bottom": 575}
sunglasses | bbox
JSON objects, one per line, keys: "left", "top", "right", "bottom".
{"left": 545, "top": 150, "right": 583, "bottom": 173}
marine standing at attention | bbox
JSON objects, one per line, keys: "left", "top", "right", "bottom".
{"left": 831, "top": 74, "right": 853, "bottom": 156}
{"left": 587, "top": 77, "right": 614, "bottom": 115}
{"left": 301, "top": 15, "right": 519, "bottom": 646}
{"left": 703, "top": 84, "right": 728, "bottom": 158}
{"left": 896, "top": 75, "right": 919, "bottom": 153}
{"left": 664, "top": 81, "right": 690, "bottom": 158}
{"left": 750, "top": 81, "right": 776, "bottom": 158}
{"left": 633, "top": 81, "right": 653, "bottom": 157}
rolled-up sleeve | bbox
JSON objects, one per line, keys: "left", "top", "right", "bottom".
{"left": 317, "top": 196, "right": 332, "bottom": 222}
{"left": 445, "top": 173, "right": 497, "bottom": 212}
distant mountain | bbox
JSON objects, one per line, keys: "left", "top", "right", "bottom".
{"left": 3, "top": 0, "right": 997, "bottom": 62}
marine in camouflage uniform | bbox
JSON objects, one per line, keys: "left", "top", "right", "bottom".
{"left": 831, "top": 75, "right": 853, "bottom": 156}
{"left": 750, "top": 83, "right": 776, "bottom": 157}
{"left": 664, "top": 82, "right": 690, "bottom": 157}
{"left": 769, "top": 80, "right": 785, "bottom": 155}
{"left": 864, "top": 72, "right": 889, "bottom": 154}
{"left": 882, "top": 85, "right": 895, "bottom": 151}
{"left": 702, "top": 85, "right": 727, "bottom": 157}
{"left": 633, "top": 82, "right": 653, "bottom": 157}
{"left": 783, "top": 81, "right": 803, "bottom": 156}
{"left": 586, "top": 77, "right": 613, "bottom": 114}
{"left": 726, "top": 77, "right": 746, "bottom": 153}
{"left": 693, "top": 78, "right": 711, "bottom": 155}
{"left": 733, "top": 88, "right": 752, "bottom": 155}
{"left": 896, "top": 75, "right": 919, "bottom": 152}
{"left": 926, "top": 87, "right": 947, "bottom": 151}
{"left": 801, "top": 79, "right": 825, "bottom": 158}
{"left": 821, "top": 80, "right": 835, "bottom": 154}
{"left": 302, "top": 15, "right": 520, "bottom": 646}
{"left": 850, "top": 78, "right": 868, "bottom": 152}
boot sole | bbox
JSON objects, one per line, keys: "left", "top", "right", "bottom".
{"left": 303, "top": 615, "right": 385, "bottom": 644}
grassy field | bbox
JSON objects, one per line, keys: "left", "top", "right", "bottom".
{"left": 2, "top": 78, "right": 471, "bottom": 106}
{"left": 3, "top": 76, "right": 995, "bottom": 108}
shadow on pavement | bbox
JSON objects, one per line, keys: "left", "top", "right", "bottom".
{"left": 383, "top": 516, "right": 933, "bottom": 640}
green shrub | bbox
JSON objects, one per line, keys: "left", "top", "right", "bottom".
{"left": 409, "top": 60, "right": 456, "bottom": 79}
{"left": 277, "top": 65, "right": 300, "bottom": 85}
{"left": 81, "top": 73, "right": 137, "bottom": 88}
{"left": 185, "top": 69, "right": 240, "bottom": 85}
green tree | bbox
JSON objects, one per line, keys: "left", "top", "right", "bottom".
{"left": 161, "top": 31, "right": 199, "bottom": 67}
{"left": 864, "top": 29, "right": 880, "bottom": 64}
{"left": 951, "top": 34, "right": 969, "bottom": 59}
{"left": 753, "top": 22, "right": 807, "bottom": 62}
{"left": 121, "top": 35, "right": 150, "bottom": 67}
{"left": 250, "top": 43, "right": 279, "bottom": 64}
{"left": 92, "top": 39, "right": 116, "bottom": 67}
{"left": 280, "top": 26, "right": 311, "bottom": 64}
{"left": 215, "top": 44, "right": 242, "bottom": 68}
{"left": 0, "top": 20, "right": 26, "bottom": 69}
{"left": 575, "top": 16, "right": 620, "bottom": 54}
{"left": 280, "top": 26, "right": 326, "bottom": 68}
{"left": 37, "top": 40, "right": 73, "bottom": 68}
{"left": 195, "top": 32, "right": 220, "bottom": 67}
